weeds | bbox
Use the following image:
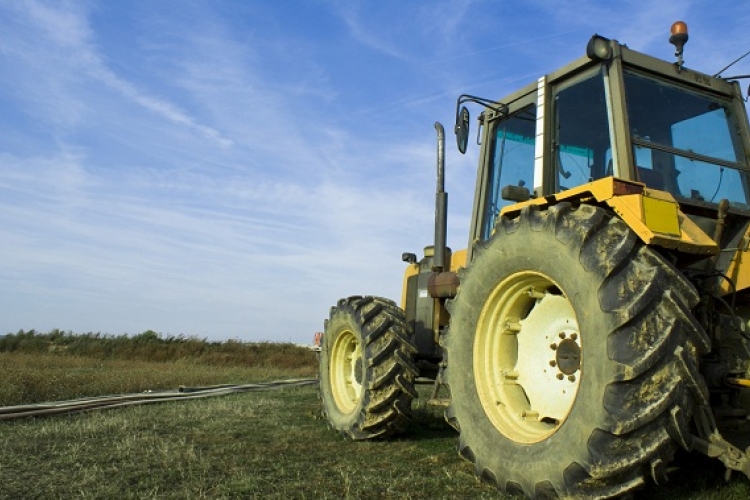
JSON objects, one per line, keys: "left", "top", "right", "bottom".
{"left": 0, "top": 329, "right": 317, "bottom": 370}
{"left": 0, "top": 329, "right": 317, "bottom": 406}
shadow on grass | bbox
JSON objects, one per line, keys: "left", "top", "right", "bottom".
{"left": 403, "top": 398, "right": 750, "bottom": 499}
{"left": 638, "top": 450, "right": 750, "bottom": 499}
{"left": 404, "top": 402, "right": 458, "bottom": 441}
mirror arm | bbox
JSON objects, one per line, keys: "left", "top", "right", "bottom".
{"left": 454, "top": 95, "right": 507, "bottom": 154}
{"left": 455, "top": 94, "right": 507, "bottom": 125}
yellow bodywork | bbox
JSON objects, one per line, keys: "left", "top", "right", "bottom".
{"left": 451, "top": 249, "right": 467, "bottom": 270}
{"left": 500, "top": 177, "right": 719, "bottom": 256}
{"left": 400, "top": 249, "right": 467, "bottom": 310}
{"left": 400, "top": 177, "right": 749, "bottom": 307}
{"left": 722, "top": 227, "right": 750, "bottom": 295}
{"left": 401, "top": 263, "right": 419, "bottom": 310}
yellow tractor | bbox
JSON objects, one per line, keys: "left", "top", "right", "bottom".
{"left": 318, "top": 22, "right": 750, "bottom": 498}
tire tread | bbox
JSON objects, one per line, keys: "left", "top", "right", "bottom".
{"left": 443, "top": 203, "right": 711, "bottom": 499}
{"left": 319, "top": 295, "right": 417, "bottom": 440}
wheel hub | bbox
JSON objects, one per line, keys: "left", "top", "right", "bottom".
{"left": 474, "top": 272, "right": 582, "bottom": 443}
{"left": 556, "top": 338, "right": 581, "bottom": 375}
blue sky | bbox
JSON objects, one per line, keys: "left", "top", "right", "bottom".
{"left": 2, "top": 1, "right": 749, "bottom": 342}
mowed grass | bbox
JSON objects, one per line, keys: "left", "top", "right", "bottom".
{"left": 2, "top": 384, "right": 749, "bottom": 500}
{"left": 0, "top": 388, "right": 487, "bottom": 499}
{"left": 1, "top": 331, "right": 750, "bottom": 499}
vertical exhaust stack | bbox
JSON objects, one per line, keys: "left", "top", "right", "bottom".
{"left": 427, "top": 122, "right": 458, "bottom": 300}
{"left": 434, "top": 122, "right": 448, "bottom": 272}
{"left": 428, "top": 121, "right": 459, "bottom": 331}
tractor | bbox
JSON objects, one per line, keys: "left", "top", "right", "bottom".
{"left": 317, "top": 22, "right": 750, "bottom": 498}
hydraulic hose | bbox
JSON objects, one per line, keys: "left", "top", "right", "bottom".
{"left": 0, "top": 378, "right": 318, "bottom": 421}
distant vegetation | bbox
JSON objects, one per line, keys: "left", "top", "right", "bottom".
{"left": 0, "top": 328, "right": 317, "bottom": 367}
{"left": 0, "top": 329, "right": 318, "bottom": 406}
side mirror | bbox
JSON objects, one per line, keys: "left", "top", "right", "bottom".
{"left": 455, "top": 106, "right": 470, "bottom": 154}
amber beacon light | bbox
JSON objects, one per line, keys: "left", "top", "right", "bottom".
{"left": 669, "top": 21, "right": 689, "bottom": 69}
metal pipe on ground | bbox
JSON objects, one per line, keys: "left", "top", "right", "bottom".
{"left": 0, "top": 378, "right": 318, "bottom": 421}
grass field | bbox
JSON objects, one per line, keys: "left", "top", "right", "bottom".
{"left": 0, "top": 351, "right": 316, "bottom": 406}
{"left": 0, "top": 330, "right": 318, "bottom": 405}
{"left": 2, "top": 331, "right": 750, "bottom": 499}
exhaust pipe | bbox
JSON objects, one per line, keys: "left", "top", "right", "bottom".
{"left": 434, "top": 122, "right": 447, "bottom": 272}
{"left": 428, "top": 122, "right": 459, "bottom": 301}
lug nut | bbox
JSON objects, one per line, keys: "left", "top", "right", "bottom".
{"left": 527, "top": 287, "right": 545, "bottom": 299}
{"left": 559, "top": 332, "right": 566, "bottom": 339}
{"left": 570, "top": 333, "right": 578, "bottom": 341}
{"left": 568, "top": 375, "right": 576, "bottom": 382}
{"left": 556, "top": 373, "right": 564, "bottom": 380}
{"left": 549, "top": 360, "right": 557, "bottom": 367}
{"left": 550, "top": 343, "right": 558, "bottom": 350}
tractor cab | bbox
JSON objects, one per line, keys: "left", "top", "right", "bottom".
{"left": 459, "top": 25, "right": 750, "bottom": 255}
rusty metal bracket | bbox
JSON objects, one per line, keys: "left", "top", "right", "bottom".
{"left": 427, "top": 362, "right": 450, "bottom": 407}
{"left": 692, "top": 404, "right": 750, "bottom": 480}
{"left": 692, "top": 431, "right": 750, "bottom": 480}
{"left": 428, "top": 271, "right": 460, "bottom": 298}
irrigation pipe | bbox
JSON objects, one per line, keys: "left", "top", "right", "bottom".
{"left": 0, "top": 378, "right": 318, "bottom": 421}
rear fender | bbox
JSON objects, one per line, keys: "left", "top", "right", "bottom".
{"left": 499, "top": 177, "right": 718, "bottom": 257}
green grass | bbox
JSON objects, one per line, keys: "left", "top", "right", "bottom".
{"left": 1, "top": 332, "right": 750, "bottom": 498}
{"left": 0, "top": 386, "right": 497, "bottom": 499}
{"left": 1, "top": 385, "right": 750, "bottom": 499}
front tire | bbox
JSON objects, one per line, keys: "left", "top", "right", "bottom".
{"left": 443, "top": 203, "right": 710, "bottom": 498}
{"left": 319, "top": 296, "right": 418, "bottom": 439}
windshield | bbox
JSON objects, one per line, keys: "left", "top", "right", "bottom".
{"left": 483, "top": 104, "right": 536, "bottom": 239}
{"left": 624, "top": 71, "right": 750, "bottom": 209}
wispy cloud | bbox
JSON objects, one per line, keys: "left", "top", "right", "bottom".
{"left": 1, "top": 1, "right": 232, "bottom": 148}
{"left": 331, "top": 3, "right": 411, "bottom": 61}
{"left": 1, "top": 0, "right": 748, "bottom": 340}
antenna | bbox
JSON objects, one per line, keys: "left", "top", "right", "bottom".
{"left": 714, "top": 48, "right": 750, "bottom": 78}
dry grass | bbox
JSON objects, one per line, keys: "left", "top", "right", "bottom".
{"left": 0, "top": 352, "right": 316, "bottom": 406}
{"left": 1, "top": 329, "right": 316, "bottom": 368}
{"left": 0, "top": 330, "right": 317, "bottom": 406}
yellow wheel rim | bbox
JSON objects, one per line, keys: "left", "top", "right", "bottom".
{"left": 474, "top": 271, "right": 581, "bottom": 443}
{"left": 329, "top": 329, "right": 362, "bottom": 413}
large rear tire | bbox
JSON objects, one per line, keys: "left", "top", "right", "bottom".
{"left": 443, "top": 203, "right": 711, "bottom": 498}
{"left": 319, "top": 296, "right": 418, "bottom": 439}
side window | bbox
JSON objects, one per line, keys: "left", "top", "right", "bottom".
{"left": 482, "top": 105, "right": 537, "bottom": 239}
{"left": 554, "top": 73, "right": 611, "bottom": 191}
{"left": 624, "top": 70, "right": 750, "bottom": 208}
{"left": 670, "top": 108, "right": 746, "bottom": 204}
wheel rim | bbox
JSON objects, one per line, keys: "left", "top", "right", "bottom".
{"left": 474, "top": 271, "right": 581, "bottom": 444}
{"left": 329, "top": 329, "right": 363, "bottom": 413}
